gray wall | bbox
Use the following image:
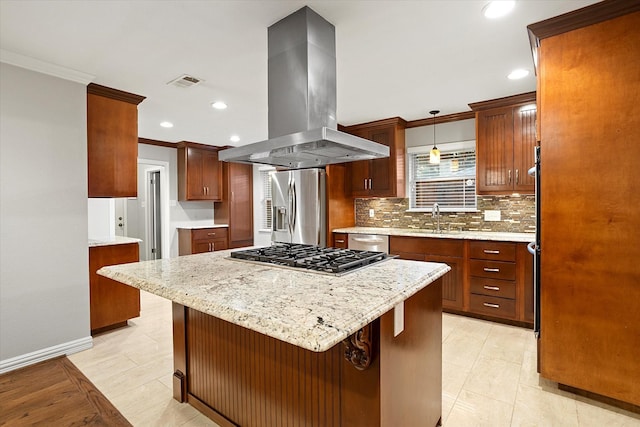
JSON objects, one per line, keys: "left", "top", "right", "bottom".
{"left": 0, "top": 63, "right": 90, "bottom": 361}
{"left": 405, "top": 118, "right": 475, "bottom": 148}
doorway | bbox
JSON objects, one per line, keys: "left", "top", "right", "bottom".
{"left": 129, "top": 159, "right": 170, "bottom": 261}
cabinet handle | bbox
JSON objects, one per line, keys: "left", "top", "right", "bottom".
{"left": 335, "top": 239, "right": 345, "bottom": 243}
{"left": 483, "top": 249, "right": 500, "bottom": 254}
{"left": 363, "top": 179, "right": 367, "bottom": 190}
{"left": 211, "top": 242, "right": 215, "bottom": 251}
{"left": 484, "top": 285, "right": 500, "bottom": 291}
{"left": 508, "top": 170, "right": 512, "bottom": 184}
{"left": 207, "top": 233, "right": 216, "bottom": 236}
{"left": 483, "top": 267, "right": 500, "bottom": 273}
{"left": 368, "top": 178, "right": 372, "bottom": 190}
{"left": 516, "top": 169, "right": 520, "bottom": 184}
{"left": 483, "top": 302, "right": 500, "bottom": 309}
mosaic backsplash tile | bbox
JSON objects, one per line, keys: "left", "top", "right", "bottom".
{"left": 355, "top": 195, "right": 535, "bottom": 233}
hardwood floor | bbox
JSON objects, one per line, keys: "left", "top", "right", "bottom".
{"left": 0, "top": 356, "right": 131, "bottom": 426}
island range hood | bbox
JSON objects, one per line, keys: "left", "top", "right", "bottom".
{"left": 218, "top": 6, "right": 389, "bottom": 169}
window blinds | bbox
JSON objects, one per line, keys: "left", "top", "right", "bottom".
{"left": 260, "top": 170, "right": 273, "bottom": 230}
{"left": 408, "top": 142, "right": 477, "bottom": 211}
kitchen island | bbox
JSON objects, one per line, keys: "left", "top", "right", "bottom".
{"left": 98, "top": 249, "right": 450, "bottom": 427}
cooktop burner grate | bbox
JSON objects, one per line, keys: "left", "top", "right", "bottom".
{"left": 229, "top": 243, "right": 392, "bottom": 275}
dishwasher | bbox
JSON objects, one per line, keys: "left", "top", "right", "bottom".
{"left": 348, "top": 234, "right": 389, "bottom": 254}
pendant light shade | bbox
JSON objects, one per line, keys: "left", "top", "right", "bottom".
{"left": 429, "top": 110, "right": 441, "bottom": 164}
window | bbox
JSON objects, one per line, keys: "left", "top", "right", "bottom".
{"left": 259, "top": 168, "right": 274, "bottom": 231}
{"left": 408, "top": 140, "right": 477, "bottom": 212}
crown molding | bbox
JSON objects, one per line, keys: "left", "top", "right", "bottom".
{"left": 0, "top": 49, "right": 94, "bottom": 85}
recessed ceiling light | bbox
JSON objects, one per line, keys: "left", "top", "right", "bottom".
{"left": 160, "top": 121, "right": 174, "bottom": 128}
{"left": 211, "top": 101, "right": 227, "bottom": 110}
{"left": 230, "top": 135, "right": 240, "bottom": 143}
{"left": 482, "top": 1, "right": 515, "bottom": 19}
{"left": 508, "top": 68, "right": 530, "bottom": 80}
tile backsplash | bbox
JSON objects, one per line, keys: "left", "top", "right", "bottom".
{"left": 355, "top": 195, "right": 535, "bottom": 233}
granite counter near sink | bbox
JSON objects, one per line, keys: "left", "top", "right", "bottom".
{"left": 333, "top": 226, "right": 534, "bottom": 243}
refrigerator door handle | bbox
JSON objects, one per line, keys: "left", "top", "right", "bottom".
{"left": 289, "top": 179, "right": 297, "bottom": 236}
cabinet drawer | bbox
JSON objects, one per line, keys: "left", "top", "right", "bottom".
{"left": 470, "top": 277, "right": 516, "bottom": 299}
{"left": 469, "top": 294, "right": 516, "bottom": 319}
{"left": 333, "top": 233, "right": 347, "bottom": 248}
{"left": 469, "top": 241, "right": 516, "bottom": 262}
{"left": 469, "top": 259, "right": 516, "bottom": 280}
{"left": 390, "top": 236, "right": 463, "bottom": 257}
{"left": 192, "top": 228, "right": 228, "bottom": 241}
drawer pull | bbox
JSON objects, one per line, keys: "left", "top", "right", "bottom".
{"left": 335, "top": 239, "right": 345, "bottom": 243}
{"left": 483, "top": 285, "right": 500, "bottom": 291}
{"left": 483, "top": 268, "right": 500, "bottom": 273}
{"left": 207, "top": 233, "right": 216, "bottom": 236}
{"left": 483, "top": 302, "right": 500, "bottom": 309}
{"left": 483, "top": 249, "right": 500, "bottom": 254}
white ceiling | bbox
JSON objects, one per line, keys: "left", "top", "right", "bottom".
{"left": 1, "top": 0, "right": 599, "bottom": 147}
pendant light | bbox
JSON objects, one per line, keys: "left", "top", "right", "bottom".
{"left": 429, "top": 110, "right": 441, "bottom": 164}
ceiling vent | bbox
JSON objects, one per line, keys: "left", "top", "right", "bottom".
{"left": 167, "top": 74, "right": 203, "bottom": 88}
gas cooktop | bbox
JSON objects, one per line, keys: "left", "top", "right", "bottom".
{"left": 229, "top": 243, "right": 393, "bottom": 276}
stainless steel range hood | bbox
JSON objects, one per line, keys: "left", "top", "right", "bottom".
{"left": 219, "top": 6, "right": 389, "bottom": 169}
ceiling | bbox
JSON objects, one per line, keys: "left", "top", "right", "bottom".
{"left": 1, "top": 0, "right": 599, "bottom": 147}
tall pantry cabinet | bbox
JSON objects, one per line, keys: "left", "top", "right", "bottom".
{"left": 529, "top": 2, "right": 640, "bottom": 407}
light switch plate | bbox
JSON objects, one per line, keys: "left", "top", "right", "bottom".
{"left": 484, "top": 210, "right": 501, "bottom": 221}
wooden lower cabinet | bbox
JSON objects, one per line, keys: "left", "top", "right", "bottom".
{"left": 178, "top": 227, "right": 228, "bottom": 255}
{"left": 390, "top": 235, "right": 533, "bottom": 326}
{"left": 172, "top": 280, "right": 443, "bottom": 427}
{"left": 89, "top": 243, "right": 140, "bottom": 334}
{"left": 390, "top": 236, "right": 464, "bottom": 311}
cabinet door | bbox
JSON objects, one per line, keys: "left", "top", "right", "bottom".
{"left": 513, "top": 106, "right": 536, "bottom": 192}
{"left": 89, "top": 243, "right": 140, "bottom": 332}
{"left": 193, "top": 240, "right": 213, "bottom": 254}
{"left": 186, "top": 147, "right": 205, "bottom": 199}
{"left": 476, "top": 106, "right": 515, "bottom": 193}
{"left": 87, "top": 93, "right": 138, "bottom": 197}
{"left": 228, "top": 163, "right": 254, "bottom": 247}
{"left": 348, "top": 160, "right": 370, "bottom": 196}
{"left": 202, "top": 150, "right": 222, "bottom": 201}
{"left": 427, "top": 255, "right": 464, "bottom": 310}
{"left": 368, "top": 127, "right": 393, "bottom": 195}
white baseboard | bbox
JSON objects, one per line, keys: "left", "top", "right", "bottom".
{"left": 0, "top": 336, "right": 93, "bottom": 374}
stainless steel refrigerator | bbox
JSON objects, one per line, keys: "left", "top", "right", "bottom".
{"left": 271, "top": 168, "right": 326, "bottom": 246}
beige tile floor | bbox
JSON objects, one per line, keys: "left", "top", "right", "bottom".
{"left": 69, "top": 291, "right": 640, "bottom": 427}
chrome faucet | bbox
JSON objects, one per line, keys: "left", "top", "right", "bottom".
{"left": 432, "top": 202, "right": 441, "bottom": 233}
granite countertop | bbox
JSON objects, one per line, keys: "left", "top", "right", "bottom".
{"left": 175, "top": 224, "right": 229, "bottom": 230}
{"left": 333, "top": 227, "right": 534, "bottom": 243}
{"left": 89, "top": 236, "right": 142, "bottom": 247}
{"left": 98, "top": 250, "right": 450, "bottom": 352}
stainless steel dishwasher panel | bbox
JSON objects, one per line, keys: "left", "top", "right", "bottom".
{"left": 348, "top": 234, "right": 389, "bottom": 254}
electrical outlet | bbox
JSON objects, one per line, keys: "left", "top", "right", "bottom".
{"left": 484, "top": 210, "right": 501, "bottom": 221}
{"left": 369, "top": 209, "right": 375, "bottom": 218}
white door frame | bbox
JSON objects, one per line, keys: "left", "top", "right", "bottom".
{"left": 138, "top": 158, "right": 170, "bottom": 260}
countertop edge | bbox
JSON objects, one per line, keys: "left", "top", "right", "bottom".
{"left": 333, "top": 227, "right": 534, "bottom": 243}
{"left": 89, "top": 236, "right": 142, "bottom": 247}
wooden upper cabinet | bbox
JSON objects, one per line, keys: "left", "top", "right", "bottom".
{"left": 87, "top": 84, "right": 145, "bottom": 198}
{"left": 177, "top": 141, "right": 222, "bottom": 201}
{"left": 470, "top": 92, "right": 536, "bottom": 195}
{"left": 342, "top": 117, "right": 406, "bottom": 198}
